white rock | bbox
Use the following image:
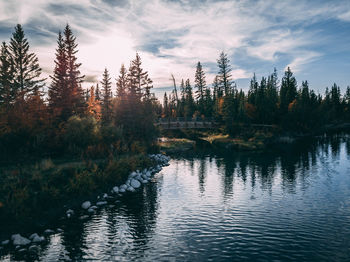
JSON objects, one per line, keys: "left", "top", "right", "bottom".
{"left": 141, "top": 179, "right": 148, "bottom": 184}
{"left": 57, "top": 228, "right": 63, "bottom": 233}
{"left": 79, "top": 215, "right": 89, "bottom": 220}
{"left": 1, "top": 240, "right": 9, "bottom": 245}
{"left": 29, "top": 233, "right": 39, "bottom": 240}
{"left": 119, "top": 188, "right": 126, "bottom": 193}
{"left": 28, "top": 245, "right": 39, "bottom": 253}
{"left": 44, "top": 229, "right": 54, "bottom": 235}
{"left": 127, "top": 186, "right": 135, "bottom": 192}
{"left": 113, "top": 186, "right": 119, "bottom": 193}
{"left": 11, "top": 234, "right": 31, "bottom": 246}
{"left": 103, "top": 193, "right": 108, "bottom": 199}
{"left": 81, "top": 201, "right": 91, "bottom": 210}
{"left": 131, "top": 179, "right": 141, "bottom": 188}
{"left": 66, "top": 209, "right": 74, "bottom": 216}
{"left": 120, "top": 184, "right": 127, "bottom": 190}
{"left": 96, "top": 201, "right": 107, "bottom": 206}
{"left": 87, "top": 207, "right": 95, "bottom": 213}
{"left": 32, "top": 235, "right": 45, "bottom": 243}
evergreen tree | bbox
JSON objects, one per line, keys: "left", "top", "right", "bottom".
{"left": 100, "top": 68, "right": 112, "bottom": 124}
{"left": 64, "top": 24, "right": 85, "bottom": 116}
{"left": 212, "top": 75, "right": 220, "bottom": 100}
{"left": 184, "top": 79, "right": 195, "bottom": 118}
{"left": 49, "top": 31, "right": 67, "bottom": 116}
{"left": 0, "top": 42, "right": 15, "bottom": 108}
{"left": 163, "top": 92, "right": 169, "bottom": 117}
{"left": 95, "top": 83, "right": 101, "bottom": 101}
{"left": 280, "top": 67, "right": 297, "bottom": 115}
{"left": 9, "top": 24, "right": 45, "bottom": 100}
{"left": 116, "top": 64, "right": 128, "bottom": 99}
{"left": 49, "top": 25, "right": 85, "bottom": 120}
{"left": 217, "top": 51, "right": 233, "bottom": 96}
{"left": 194, "top": 61, "right": 206, "bottom": 115}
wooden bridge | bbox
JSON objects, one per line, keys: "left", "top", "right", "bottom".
{"left": 156, "top": 117, "right": 218, "bottom": 130}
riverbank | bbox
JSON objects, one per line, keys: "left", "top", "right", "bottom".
{"left": 0, "top": 153, "right": 170, "bottom": 259}
{"left": 159, "top": 128, "right": 276, "bottom": 153}
{"left": 158, "top": 123, "right": 350, "bottom": 153}
{"left": 0, "top": 154, "right": 161, "bottom": 228}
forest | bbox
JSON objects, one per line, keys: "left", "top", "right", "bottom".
{"left": 1, "top": 24, "right": 350, "bottom": 162}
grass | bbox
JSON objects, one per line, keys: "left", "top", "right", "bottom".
{"left": 0, "top": 154, "right": 153, "bottom": 225}
{"left": 201, "top": 131, "right": 274, "bottom": 151}
{"left": 158, "top": 137, "right": 195, "bottom": 153}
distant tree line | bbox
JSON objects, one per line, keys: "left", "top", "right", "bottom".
{"left": 0, "top": 24, "right": 159, "bottom": 160}
{"left": 162, "top": 52, "right": 350, "bottom": 134}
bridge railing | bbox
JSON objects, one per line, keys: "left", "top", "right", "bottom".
{"left": 157, "top": 117, "right": 215, "bottom": 123}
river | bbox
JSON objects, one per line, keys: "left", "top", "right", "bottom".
{"left": 1, "top": 134, "right": 350, "bottom": 261}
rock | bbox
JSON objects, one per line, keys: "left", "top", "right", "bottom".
{"left": 66, "top": 209, "right": 74, "bottom": 218}
{"left": 103, "top": 193, "right": 108, "bottom": 199}
{"left": 79, "top": 215, "right": 89, "bottom": 220}
{"left": 18, "top": 248, "right": 27, "bottom": 253}
{"left": 11, "top": 234, "right": 31, "bottom": 246}
{"left": 129, "top": 172, "right": 137, "bottom": 178}
{"left": 96, "top": 201, "right": 107, "bottom": 206}
{"left": 57, "top": 228, "right": 63, "bottom": 233}
{"left": 81, "top": 201, "right": 91, "bottom": 210}
{"left": 127, "top": 186, "right": 135, "bottom": 192}
{"left": 108, "top": 205, "right": 115, "bottom": 208}
{"left": 87, "top": 209, "right": 95, "bottom": 214}
{"left": 131, "top": 179, "right": 141, "bottom": 189}
{"left": 32, "top": 235, "right": 45, "bottom": 243}
{"left": 29, "top": 233, "right": 39, "bottom": 240}
{"left": 1, "top": 240, "right": 9, "bottom": 245}
{"left": 112, "top": 186, "right": 119, "bottom": 194}
{"left": 141, "top": 179, "right": 148, "bottom": 184}
{"left": 28, "top": 245, "right": 39, "bottom": 254}
{"left": 120, "top": 184, "right": 127, "bottom": 190}
{"left": 119, "top": 188, "right": 126, "bottom": 193}
{"left": 44, "top": 229, "right": 55, "bottom": 235}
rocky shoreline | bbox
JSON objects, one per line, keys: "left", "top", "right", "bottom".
{"left": 0, "top": 154, "right": 170, "bottom": 259}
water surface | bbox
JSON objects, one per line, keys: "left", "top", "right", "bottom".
{"left": 2, "top": 134, "right": 350, "bottom": 261}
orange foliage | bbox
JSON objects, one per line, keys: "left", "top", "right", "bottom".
{"left": 87, "top": 86, "right": 101, "bottom": 120}
{"left": 245, "top": 103, "right": 257, "bottom": 119}
{"left": 288, "top": 99, "right": 297, "bottom": 112}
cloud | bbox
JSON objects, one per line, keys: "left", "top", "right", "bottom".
{"left": 1, "top": 0, "right": 350, "bottom": 95}
{"left": 286, "top": 51, "right": 321, "bottom": 73}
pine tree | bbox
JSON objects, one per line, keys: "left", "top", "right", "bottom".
{"left": 194, "top": 61, "right": 206, "bottom": 114}
{"left": 280, "top": 67, "right": 297, "bottom": 115}
{"left": 0, "top": 42, "right": 15, "bottom": 109}
{"left": 217, "top": 51, "right": 233, "bottom": 96}
{"left": 184, "top": 79, "right": 195, "bottom": 118}
{"left": 163, "top": 92, "right": 169, "bottom": 117}
{"left": 64, "top": 24, "right": 85, "bottom": 116}
{"left": 101, "top": 68, "right": 112, "bottom": 124}
{"left": 128, "top": 53, "right": 145, "bottom": 101}
{"left": 9, "top": 24, "right": 45, "bottom": 100}
{"left": 116, "top": 64, "right": 128, "bottom": 99}
{"left": 49, "top": 25, "right": 85, "bottom": 120}
{"left": 49, "top": 32, "right": 67, "bottom": 116}
{"left": 95, "top": 83, "right": 101, "bottom": 101}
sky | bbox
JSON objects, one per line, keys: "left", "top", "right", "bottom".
{"left": 0, "top": 0, "right": 350, "bottom": 99}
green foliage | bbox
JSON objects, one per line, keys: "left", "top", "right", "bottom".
{"left": 63, "top": 116, "right": 99, "bottom": 155}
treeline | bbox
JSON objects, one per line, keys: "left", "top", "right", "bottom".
{"left": 0, "top": 24, "right": 159, "bottom": 160}
{"left": 162, "top": 52, "right": 350, "bottom": 134}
